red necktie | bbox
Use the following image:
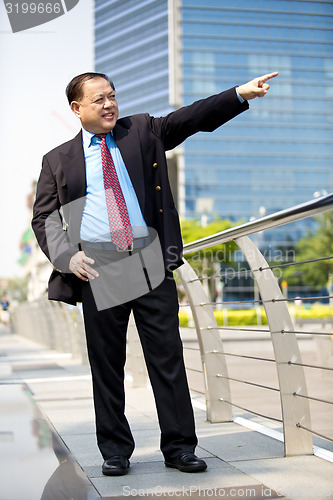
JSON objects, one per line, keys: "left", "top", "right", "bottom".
{"left": 95, "top": 133, "right": 133, "bottom": 250}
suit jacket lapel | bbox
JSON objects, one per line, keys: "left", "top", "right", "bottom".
{"left": 60, "top": 125, "right": 145, "bottom": 210}
{"left": 113, "top": 123, "right": 145, "bottom": 212}
{"left": 61, "top": 131, "right": 86, "bottom": 202}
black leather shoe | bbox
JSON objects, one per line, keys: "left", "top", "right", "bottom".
{"left": 102, "top": 456, "right": 130, "bottom": 476}
{"left": 165, "top": 452, "right": 207, "bottom": 473}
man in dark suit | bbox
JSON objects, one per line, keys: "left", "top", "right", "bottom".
{"left": 32, "top": 71, "right": 277, "bottom": 476}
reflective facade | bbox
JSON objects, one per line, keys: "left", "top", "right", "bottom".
{"left": 0, "top": 384, "right": 98, "bottom": 500}
{"left": 95, "top": 0, "right": 172, "bottom": 117}
{"left": 95, "top": 0, "right": 333, "bottom": 245}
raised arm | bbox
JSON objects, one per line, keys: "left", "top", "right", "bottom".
{"left": 149, "top": 87, "right": 249, "bottom": 151}
{"left": 148, "top": 72, "right": 278, "bottom": 151}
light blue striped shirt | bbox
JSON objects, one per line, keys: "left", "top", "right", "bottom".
{"left": 80, "top": 128, "right": 147, "bottom": 242}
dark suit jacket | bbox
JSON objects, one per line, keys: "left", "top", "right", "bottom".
{"left": 32, "top": 87, "right": 249, "bottom": 305}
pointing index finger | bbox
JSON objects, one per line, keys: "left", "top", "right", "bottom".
{"left": 259, "top": 72, "right": 279, "bottom": 84}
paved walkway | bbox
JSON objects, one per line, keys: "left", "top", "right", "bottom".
{"left": 0, "top": 327, "right": 332, "bottom": 500}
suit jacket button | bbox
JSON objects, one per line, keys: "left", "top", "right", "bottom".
{"left": 159, "top": 209, "right": 163, "bottom": 214}
{"left": 153, "top": 162, "right": 158, "bottom": 168}
{"left": 156, "top": 185, "right": 161, "bottom": 191}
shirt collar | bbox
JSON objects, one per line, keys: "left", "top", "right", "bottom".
{"left": 82, "top": 128, "right": 113, "bottom": 148}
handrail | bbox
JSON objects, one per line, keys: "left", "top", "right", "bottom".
{"left": 177, "top": 193, "right": 333, "bottom": 456}
{"left": 183, "top": 193, "right": 333, "bottom": 254}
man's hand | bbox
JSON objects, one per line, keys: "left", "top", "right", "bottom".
{"left": 69, "top": 251, "right": 99, "bottom": 281}
{"left": 237, "top": 72, "right": 278, "bottom": 101}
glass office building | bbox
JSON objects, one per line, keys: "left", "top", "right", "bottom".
{"left": 95, "top": 0, "right": 172, "bottom": 116}
{"left": 95, "top": 0, "right": 333, "bottom": 247}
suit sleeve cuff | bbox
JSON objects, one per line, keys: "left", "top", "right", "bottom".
{"left": 235, "top": 86, "right": 245, "bottom": 104}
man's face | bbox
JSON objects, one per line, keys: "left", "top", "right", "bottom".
{"left": 70, "top": 77, "right": 119, "bottom": 134}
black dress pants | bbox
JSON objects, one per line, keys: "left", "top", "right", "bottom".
{"left": 81, "top": 273, "right": 197, "bottom": 460}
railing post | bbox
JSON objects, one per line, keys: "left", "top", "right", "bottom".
{"left": 234, "top": 235, "right": 313, "bottom": 456}
{"left": 176, "top": 260, "right": 232, "bottom": 423}
{"left": 48, "top": 301, "right": 72, "bottom": 354}
{"left": 60, "top": 304, "right": 89, "bottom": 364}
{"left": 71, "top": 306, "right": 89, "bottom": 364}
{"left": 37, "top": 298, "right": 57, "bottom": 349}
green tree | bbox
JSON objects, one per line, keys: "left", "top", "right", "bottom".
{"left": 180, "top": 218, "right": 241, "bottom": 301}
{"left": 0, "top": 277, "right": 28, "bottom": 303}
{"left": 181, "top": 217, "right": 239, "bottom": 267}
{"left": 281, "top": 211, "right": 333, "bottom": 289}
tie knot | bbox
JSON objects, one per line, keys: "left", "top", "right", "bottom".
{"left": 94, "top": 133, "right": 107, "bottom": 141}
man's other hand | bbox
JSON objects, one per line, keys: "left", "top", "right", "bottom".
{"left": 237, "top": 72, "right": 278, "bottom": 100}
{"left": 69, "top": 251, "right": 99, "bottom": 281}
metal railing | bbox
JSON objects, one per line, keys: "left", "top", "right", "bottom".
{"left": 176, "top": 193, "right": 333, "bottom": 458}
{"left": 10, "top": 194, "right": 333, "bottom": 459}
{"left": 11, "top": 299, "right": 89, "bottom": 364}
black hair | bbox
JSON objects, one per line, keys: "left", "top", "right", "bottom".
{"left": 65, "top": 72, "right": 115, "bottom": 104}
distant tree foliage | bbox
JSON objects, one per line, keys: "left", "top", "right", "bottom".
{"left": 180, "top": 217, "right": 239, "bottom": 269}
{"left": 179, "top": 218, "right": 242, "bottom": 302}
{"left": 281, "top": 211, "right": 333, "bottom": 288}
{"left": 0, "top": 277, "right": 28, "bottom": 303}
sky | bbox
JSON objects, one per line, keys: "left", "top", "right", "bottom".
{"left": 0, "top": 0, "right": 94, "bottom": 278}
